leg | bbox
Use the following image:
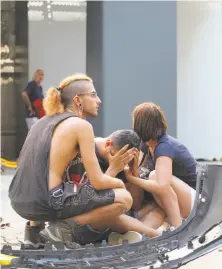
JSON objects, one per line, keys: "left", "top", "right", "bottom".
{"left": 42, "top": 212, "right": 160, "bottom": 247}
{"left": 41, "top": 188, "right": 133, "bottom": 247}
{"left": 149, "top": 171, "right": 182, "bottom": 227}
{"left": 30, "top": 221, "right": 43, "bottom": 226}
{"left": 71, "top": 188, "right": 133, "bottom": 225}
{"left": 149, "top": 171, "right": 194, "bottom": 223}
{"left": 90, "top": 214, "right": 160, "bottom": 238}
{"left": 24, "top": 221, "right": 46, "bottom": 249}
{"left": 137, "top": 202, "right": 157, "bottom": 219}
{"left": 139, "top": 203, "right": 166, "bottom": 229}
{"left": 170, "top": 176, "right": 195, "bottom": 218}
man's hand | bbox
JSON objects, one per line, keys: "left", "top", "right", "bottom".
{"left": 28, "top": 106, "right": 36, "bottom": 116}
{"left": 108, "top": 145, "right": 135, "bottom": 176}
{"left": 21, "top": 91, "right": 35, "bottom": 115}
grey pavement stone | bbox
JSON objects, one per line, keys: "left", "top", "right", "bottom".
{"left": 1, "top": 168, "right": 222, "bottom": 265}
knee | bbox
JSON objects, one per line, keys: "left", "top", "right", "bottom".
{"left": 120, "top": 190, "right": 133, "bottom": 212}
{"left": 153, "top": 205, "right": 167, "bottom": 219}
{"left": 114, "top": 189, "right": 133, "bottom": 213}
{"left": 149, "top": 171, "right": 172, "bottom": 195}
{"left": 149, "top": 170, "right": 156, "bottom": 180}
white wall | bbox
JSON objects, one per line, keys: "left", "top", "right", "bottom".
{"left": 177, "top": 2, "right": 222, "bottom": 159}
{"left": 28, "top": 11, "right": 86, "bottom": 93}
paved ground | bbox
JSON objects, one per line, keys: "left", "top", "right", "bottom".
{"left": 0, "top": 169, "right": 25, "bottom": 246}
{"left": 180, "top": 250, "right": 222, "bottom": 269}
{"left": 1, "top": 168, "right": 221, "bottom": 268}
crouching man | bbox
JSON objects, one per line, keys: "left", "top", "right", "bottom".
{"left": 41, "top": 129, "right": 163, "bottom": 246}
{"left": 10, "top": 74, "right": 138, "bottom": 249}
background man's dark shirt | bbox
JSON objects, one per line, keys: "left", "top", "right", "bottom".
{"left": 24, "top": 80, "right": 44, "bottom": 118}
{"left": 25, "top": 80, "right": 44, "bottom": 103}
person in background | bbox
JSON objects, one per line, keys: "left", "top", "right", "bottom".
{"left": 21, "top": 69, "right": 45, "bottom": 130}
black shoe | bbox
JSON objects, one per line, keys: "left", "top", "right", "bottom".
{"left": 40, "top": 220, "right": 76, "bottom": 249}
{"left": 24, "top": 222, "right": 46, "bottom": 249}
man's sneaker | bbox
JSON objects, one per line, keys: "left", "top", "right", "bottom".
{"left": 24, "top": 222, "right": 46, "bottom": 249}
{"left": 108, "top": 231, "right": 142, "bottom": 246}
{"left": 40, "top": 220, "right": 74, "bottom": 249}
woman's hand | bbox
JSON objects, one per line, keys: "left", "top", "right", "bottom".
{"left": 130, "top": 148, "right": 140, "bottom": 177}
{"left": 124, "top": 165, "right": 133, "bottom": 181}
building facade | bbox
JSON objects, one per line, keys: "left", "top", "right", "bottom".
{"left": 1, "top": 1, "right": 222, "bottom": 159}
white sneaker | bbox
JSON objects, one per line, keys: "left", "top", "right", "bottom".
{"left": 108, "top": 231, "right": 142, "bottom": 246}
{"left": 108, "top": 231, "right": 143, "bottom": 246}
{"left": 108, "top": 232, "right": 122, "bottom": 246}
{"left": 118, "top": 231, "right": 143, "bottom": 244}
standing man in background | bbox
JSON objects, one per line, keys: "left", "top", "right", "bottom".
{"left": 21, "top": 69, "right": 45, "bottom": 130}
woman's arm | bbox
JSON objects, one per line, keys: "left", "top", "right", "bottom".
{"left": 126, "top": 156, "right": 173, "bottom": 194}
{"left": 154, "top": 156, "right": 181, "bottom": 227}
{"left": 126, "top": 174, "right": 159, "bottom": 193}
{"left": 155, "top": 156, "right": 173, "bottom": 187}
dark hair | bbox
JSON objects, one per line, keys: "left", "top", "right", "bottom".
{"left": 110, "top": 129, "right": 140, "bottom": 150}
{"left": 133, "top": 102, "right": 167, "bottom": 142}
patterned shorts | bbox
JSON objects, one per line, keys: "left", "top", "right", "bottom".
{"left": 49, "top": 183, "right": 115, "bottom": 220}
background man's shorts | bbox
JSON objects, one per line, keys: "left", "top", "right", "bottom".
{"left": 25, "top": 117, "right": 38, "bottom": 130}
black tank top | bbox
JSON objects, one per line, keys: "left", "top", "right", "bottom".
{"left": 8, "top": 112, "right": 79, "bottom": 217}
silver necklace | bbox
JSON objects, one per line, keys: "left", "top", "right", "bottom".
{"left": 66, "top": 108, "right": 80, "bottom": 118}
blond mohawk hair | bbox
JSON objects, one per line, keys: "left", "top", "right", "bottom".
{"left": 43, "top": 73, "right": 93, "bottom": 116}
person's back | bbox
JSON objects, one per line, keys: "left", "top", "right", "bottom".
{"left": 156, "top": 134, "right": 197, "bottom": 188}
{"left": 9, "top": 112, "right": 77, "bottom": 220}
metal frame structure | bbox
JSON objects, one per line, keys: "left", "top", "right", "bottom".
{"left": 1, "top": 164, "right": 222, "bottom": 268}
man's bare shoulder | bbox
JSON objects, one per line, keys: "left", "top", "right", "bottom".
{"left": 94, "top": 137, "right": 103, "bottom": 143}
{"left": 60, "top": 116, "right": 93, "bottom": 133}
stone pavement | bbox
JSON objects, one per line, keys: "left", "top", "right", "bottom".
{"left": 0, "top": 169, "right": 25, "bottom": 247}
{"left": 1, "top": 168, "right": 221, "bottom": 268}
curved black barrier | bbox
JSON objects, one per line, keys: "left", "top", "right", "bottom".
{"left": 1, "top": 164, "right": 222, "bottom": 269}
